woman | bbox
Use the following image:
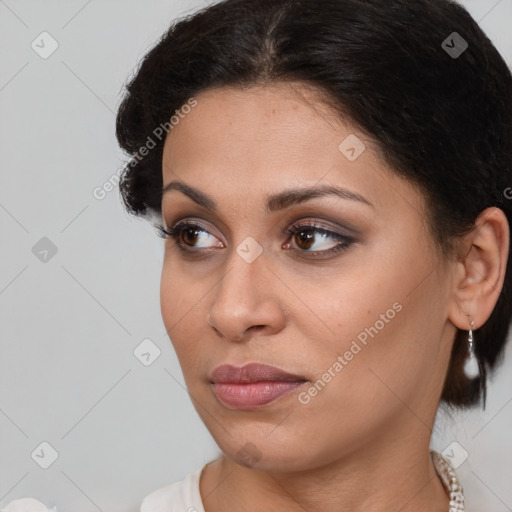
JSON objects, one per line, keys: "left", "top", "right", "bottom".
{"left": 115, "top": 0, "right": 512, "bottom": 510}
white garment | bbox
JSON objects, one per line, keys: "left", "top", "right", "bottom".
{"left": 0, "top": 499, "right": 57, "bottom": 512}
{"left": 140, "top": 451, "right": 464, "bottom": 511}
{"left": 140, "top": 466, "right": 205, "bottom": 512}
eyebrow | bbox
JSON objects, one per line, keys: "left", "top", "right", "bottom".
{"left": 161, "top": 180, "right": 373, "bottom": 213}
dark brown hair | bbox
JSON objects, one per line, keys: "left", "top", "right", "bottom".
{"left": 115, "top": 0, "right": 512, "bottom": 409}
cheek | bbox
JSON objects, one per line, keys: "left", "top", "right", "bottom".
{"left": 319, "top": 266, "right": 442, "bottom": 415}
{"left": 297, "top": 235, "right": 436, "bottom": 374}
{"left": 160, "top": 264, "right": 181, "bottom": 328}
{"left": 160, "top": 263, "right": 206, "bottom": 370}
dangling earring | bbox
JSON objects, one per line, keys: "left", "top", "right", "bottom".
{"left": 463, "top": 320, "right": 479, "bottom": 379}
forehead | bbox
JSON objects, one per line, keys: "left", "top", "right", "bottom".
{"left": 165, "top": 83, "right": 342, "bottom": 158}
{"left": 164, "top": 84, "right": 365, "bottom": 179}
{"left": 160, "top": 82, "right": 424, "bottom": 221}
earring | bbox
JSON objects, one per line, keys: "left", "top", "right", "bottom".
{"left": 463, "top": 320, "right": 480, "bottom": 379}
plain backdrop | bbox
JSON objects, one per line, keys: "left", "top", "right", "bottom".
{"left": 0, "top": 1, "right": 511, "bottom": 511}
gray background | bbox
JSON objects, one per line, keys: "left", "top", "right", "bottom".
{"left": 0, "top": 1, "right": 511, "bottom": 511}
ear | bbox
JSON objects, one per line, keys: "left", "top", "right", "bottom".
{"left": 448, "top": 207, "right": 509, "bottom": 330}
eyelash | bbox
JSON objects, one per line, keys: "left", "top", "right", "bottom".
{"left": 156, "top": 220, "right": 355, "bottom": 258}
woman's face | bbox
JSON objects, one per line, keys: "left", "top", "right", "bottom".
{"left": 160, "top": 83, "right": 457, "bottom": 471}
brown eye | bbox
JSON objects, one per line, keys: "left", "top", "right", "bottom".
{"left": 285, "top": 223, "right": 355, "bottom": 258}
{"left": 294, "top": 228, "right": 316, "bottom": 250}
{"left": 180, "top": 226, "right": 201, "bottom": 246}
{"left": 157, "top": 222, "right": 223, "bottom": 252}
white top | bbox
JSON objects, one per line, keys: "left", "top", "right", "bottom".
{"left": 140, "top": 451, "right": 464, "bottom": 511}
{"left": 140, "top": 466, "right": 205, "bottom": 512}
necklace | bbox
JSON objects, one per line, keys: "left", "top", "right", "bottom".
{"left": 431, "top": 450, "right": 465, "bottom": 511}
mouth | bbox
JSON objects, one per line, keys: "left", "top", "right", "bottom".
{"left": 209, "top": 362, "right": 308, "bottom": 409}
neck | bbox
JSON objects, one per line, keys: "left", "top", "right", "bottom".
{"left": 201, "top": 432, "right": 450, "bottom": 512}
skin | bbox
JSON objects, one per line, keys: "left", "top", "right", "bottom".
{"left": 159, "top": 82, "right": 509, "bottom": 511}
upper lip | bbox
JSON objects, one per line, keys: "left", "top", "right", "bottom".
{"left": 209, "top": 363, "right": 307, "bottom": 383}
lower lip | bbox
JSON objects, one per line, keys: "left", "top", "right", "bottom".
{"left": 212, "top": 381, "right": 306, "bottom": 409}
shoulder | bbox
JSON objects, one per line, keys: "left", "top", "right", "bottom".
{"left": 140, "top": 467, "right": 205, "bottom": 512}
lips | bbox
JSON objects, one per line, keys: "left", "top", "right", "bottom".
{"left": 209, "top": 362, "right": 307, "bottom": 384}
{"left": 209, "top": 363, "right": 308, "bottom": 409}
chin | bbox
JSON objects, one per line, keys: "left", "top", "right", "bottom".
{"left": 206, "top": 425, "right": 322, "bottom": 473}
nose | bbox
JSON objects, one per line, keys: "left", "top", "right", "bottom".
{"left": 207, "top": 249, "right": 286, "bottom": 342}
